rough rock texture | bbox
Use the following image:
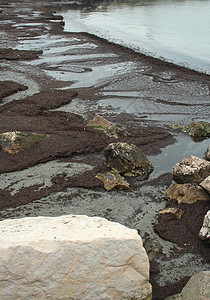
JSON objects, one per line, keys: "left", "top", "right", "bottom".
{"left": 199, "top": 210, "right": 210, "bottom": 241}
{"left": 95, "top": 171, "right": 130, "bottom": 191}
{"left": 104, "top": 142, "right": 154, "bottom": 179}
{"left": 172, "top": 155, "right": 210, "bottom": 184}
{"left": 200, "top": 175, "right": 210, "bottom": 194}
{"left": 166, "top": 271, "right": 210, "bottom": 300}
{"left": 182, "top": 121, "right": 210, "bottom": 138}
{"left": 0, "top": 131, "right": 48, "bottom": 154}
{"left": 204, "top": 145, "right": 210, "bottom": 161}
{"left": 87, "top": 115, "right": 127, "bottom": 138}
{"left": 0, "top": 215, "right": 152, "bottom": 300}
{"left": 165, "top": 183, "right": 210, "bottom": 204}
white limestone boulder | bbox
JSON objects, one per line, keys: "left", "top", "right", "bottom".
{"left": 0, "top": 215, "right": 152, "bottom": 300}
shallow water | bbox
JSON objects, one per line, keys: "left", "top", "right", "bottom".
{"left": 60, "top": 0, "right": 210, "bottom": 74}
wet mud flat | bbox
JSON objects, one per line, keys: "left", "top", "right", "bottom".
{"left": 0, "top": 0, "right": 210, "bottom": 299}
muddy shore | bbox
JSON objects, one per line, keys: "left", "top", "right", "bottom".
{"left": 0, "top": 0, "right": 209, "bottom": 299}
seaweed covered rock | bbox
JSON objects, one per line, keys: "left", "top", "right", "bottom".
{"left": 87, "top": 115, "right": 127, "bottom": 138}
{"left": 0, "top": 131, "right": 48, "bottom": 154}
{"left": 169, "top": 121, "right": 210, "bottom": 140}
{"left": 172, "top": 155, "right": 210, "bottom": 184}
{"left": 104, "top": 142, "right": 153, "bottom": 179}
{"left": 182, "top": 121, "right": 210, "bottom": 138}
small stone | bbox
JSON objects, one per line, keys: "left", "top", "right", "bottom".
{"left": 172, "top": 155, "right": 210, "bottom": 184}
{"left": 104, "top": 142, "right": 153, "bottom": 179}
{"left": 182, "top": 121, "right": 210, "bottom": 138}
{"left": 199, "top": 210, "right": 210, "bottom": 241}
{"left": 199, "top": 175, "right": 210, "bottom": 194}
{"left": 159, "top": 207, "right": 184, "bottom": 219}
{"left": 165, "top": 183, "right": 210, "bottom": 204}
{"left": 204, "top": 145, "right": 210, "bottom": 161}
{"left": 168, "top": 124, "right": 182, "bottom": 130}
{"left": 144, "top": 238, "right": 162, "bottom": 261}
{"left": 96, "top": 171, "right": 130, "bottom": 191}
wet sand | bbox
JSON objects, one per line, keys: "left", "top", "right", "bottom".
{"left": 0, "top": 0, "right": 209, "bottom": 299}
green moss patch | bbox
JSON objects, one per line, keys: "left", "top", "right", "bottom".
{"left": 0, "top": 131, "right": 49, "bottom": 154}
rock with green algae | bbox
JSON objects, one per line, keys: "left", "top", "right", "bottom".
{"left": 87, "top": 115, "right": 129, "bottom": 138}
{"left": 182, "top": 121, "right": 210, "bottom": 138}
{"left": 144, "top": 238, "right": 162, "bottom": 262}
{"left": 168, "top": 121, "right": 210, "bottom": 139}
{"left": 95, "top": 171, "right": 130, "bottom": 191}
{"left": 104, "top": 142, "right": 154, "bottom": 180}
{"left": 168, "top": 124, "right": 182, "bottom": 130}
{"left": 0, "top": 131, "right": 49, "bottom": 154}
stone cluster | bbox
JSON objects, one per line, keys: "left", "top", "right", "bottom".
{"left": 164, "top": 145, "right": 210, "bottom": 242}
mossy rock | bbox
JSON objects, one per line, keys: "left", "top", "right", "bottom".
{"left": 182, "top": 121, "right": 210, "bottom": 138}
{"left": 104, "top": 142, "right": 154, "bottom": 179}
{"left": 168, "top": 124, "right": 182, "bottom": 130}
{"left": 87, "top": 115, "right": 129, "bottom": 138}
{"left": 0, "top": 131, "right": 49, "bottom": 154}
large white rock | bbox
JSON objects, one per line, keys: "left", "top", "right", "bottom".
{"left": 0, "top": 215, "right": 152, "bottom": 300}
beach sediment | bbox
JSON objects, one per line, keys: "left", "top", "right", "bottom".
{"left": 0, "top": 1, "right": 209, "bottom": 298}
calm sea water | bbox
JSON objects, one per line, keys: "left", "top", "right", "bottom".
{"left": 60, "top": 0, "right": 210, "bottom": 74}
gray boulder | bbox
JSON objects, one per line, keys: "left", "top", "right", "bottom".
{"left": 104, "top": 142, "right": 153, "bottom": 179}
{"left": 172, "top": 155, "right": 210, "bottom": 184}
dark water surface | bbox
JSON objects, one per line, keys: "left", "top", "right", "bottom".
{"left": 60, "top": 0, "right": 210, "bottom": 74}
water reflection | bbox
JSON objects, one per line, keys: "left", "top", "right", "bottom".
{"left": 59, "top": 0, "right": 210, "bottom": 74}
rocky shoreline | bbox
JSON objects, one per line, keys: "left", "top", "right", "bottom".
{"left": 0, "top": 0, "right": 209, "bottom": 299}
